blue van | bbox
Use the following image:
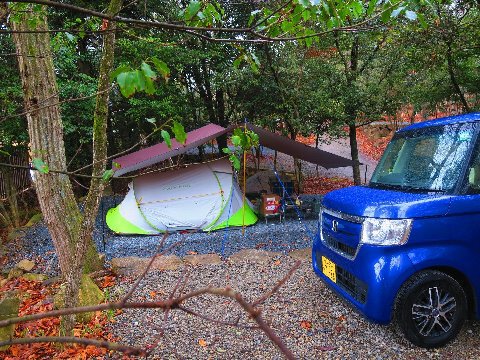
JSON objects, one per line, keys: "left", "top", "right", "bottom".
{"left": 312, "top": 113, "right": 480, "bottom": 348}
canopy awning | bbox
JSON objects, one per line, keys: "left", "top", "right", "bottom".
{"left": 112, "top": 123, "right": 353, "bottom": 177}
{"left": 113, "top": 123, "right": 228, "bottom": 176}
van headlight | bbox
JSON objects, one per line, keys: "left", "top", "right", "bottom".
{"left": 360, "top": 218, "right": 412, "bottom": 246}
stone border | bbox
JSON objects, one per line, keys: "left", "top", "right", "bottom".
{"left": 110, "top": 248, "right": 311, "bottom": 276}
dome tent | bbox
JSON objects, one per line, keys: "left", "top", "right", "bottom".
{"left": 106, "top": 158, "right": 257, "bottom": 234}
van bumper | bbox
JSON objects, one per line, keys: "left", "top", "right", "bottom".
{"left": 312, "top": 233, "right": 416, "bottom": 324}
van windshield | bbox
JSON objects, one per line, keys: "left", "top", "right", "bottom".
{"left": 370, "top": 123, "right": 476, "bottom": 192}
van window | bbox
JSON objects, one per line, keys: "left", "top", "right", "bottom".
{"left": 371, "top": 123, "right": 476, "bottom": 192}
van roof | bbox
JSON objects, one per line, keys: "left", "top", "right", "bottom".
{"left": 398, "top": 112, "right": 480, "bottom": 133}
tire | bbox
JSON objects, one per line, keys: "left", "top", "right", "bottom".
{"left": 394, "top": 270, "right": 467, "bottom": 348}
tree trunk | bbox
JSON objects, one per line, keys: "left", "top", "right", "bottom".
{"left": 10, "top": 0, "right": 122, "bottom": 335}
{"left": 80, "top": 0, "right": 122, "bottom": 275}
{"left": 348, "top": 124, "right": 362, "bottom": 185}
{"left": 446, "top": 42, "right": 470, "bottom": 112}
{"left": 11, "top": 5, "right": 84, "bottom": 334}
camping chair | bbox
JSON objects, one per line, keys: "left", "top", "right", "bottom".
{"left": 268, "top": 175, "right": 301, "bottom": 218}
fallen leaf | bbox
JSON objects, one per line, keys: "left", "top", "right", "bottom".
{"left": 273, "top": 260, "right": 281, "bottom": 266}
{"left": 101, "top": 276, "right": 115, "bottom": 288}
{"left": 300, "top": 320, "right": 312, "bottom": 330}
{"left": 150, "top": 291, "right": 157, "bottom": 298}
{"left": 198, "top": 339, "right": 207, "bottom": 347}
{"left": 187, "top": 251, "right": 198, "bottom": 255}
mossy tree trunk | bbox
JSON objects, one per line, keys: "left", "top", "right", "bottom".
{"left": 9, "top": 0, "right": 122, "bottom": 335}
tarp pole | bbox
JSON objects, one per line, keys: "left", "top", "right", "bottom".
{"left": 242, "top": 121, "right": 247, "bottom": 236}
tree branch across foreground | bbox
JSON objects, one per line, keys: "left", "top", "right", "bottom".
{"left": 0, "top": 232, "right": 301, "bottom": 359}
{"left": 5, "top": 0, "right": 405, "bottom": 43}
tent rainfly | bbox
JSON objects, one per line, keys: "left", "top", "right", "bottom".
{"left": 106, "top": 158, "right": 257, "bottom": 234}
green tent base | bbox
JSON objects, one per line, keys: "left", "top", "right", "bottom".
{"left": 208, "top": 203, "right": 257, "bottom": 231}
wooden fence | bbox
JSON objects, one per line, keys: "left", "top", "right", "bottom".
{"left": 0, "top": 154, "right": 31, "bottom": 200}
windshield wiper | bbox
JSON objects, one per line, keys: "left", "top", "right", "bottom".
{"left": 401, "top": 185, "right": 445, "bottom": 193}
{"left": 369, "top": 182, "right": 403, "bottom": 190}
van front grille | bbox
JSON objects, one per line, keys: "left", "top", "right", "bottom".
{"left": 323, "top": 233, "right": 357, "bottom": 258}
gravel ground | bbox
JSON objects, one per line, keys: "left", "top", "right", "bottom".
{"left": 5, "top": 195, "right": 319, "bottom": 276}
{"left": 107, "top": 258, "right": 480, "bottom": 359}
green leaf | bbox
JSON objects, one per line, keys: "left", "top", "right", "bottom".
{"left": 381, "top": 7, "right": 393, "bottom": 23}
{"left": 117, "top": 71, "right": 137, "bottom": 97}
{"left": 230, "top": 155, "right": 240, "bottom": 170}
{"left": 151, "top": 57, "right": 170, "bottom": 80}
{"left": 231, "top": 135, "right": 241, "bottom": 146}
{"left": 144, "top": 76, "right": 156, "bottom": 95}
{"left": 113, "top": 162, "right": 121, "bottom": 169}
{"left": 185, "top": 1, "right": 202, "bottom": 20}
{"left": 32, "top": 158, "right": 49, "bottom": 174}
{"left": 351, "top": 1, "right": 364, "bottom": 17}
{"left": 135, "top": 70, "right": 146, "bottom": 91}
{"left": 102, "top": 169, "right": 114, "bottom": 182}
{"left": 222, "top": 147, "right": 232, "bottom": 154}
{"left": 172, "top": 121, "right": 187, "bottom": 144}
{"left": 281, "top": 21, "right": 294, "bottom": 33}
{"left": 302, "top": 9, "right": 311, "bottom": 21}
{"left": 417, "top": 12, "right": 427, "bottom": 28}
{"left": 161, "top": 130, "right": 172, "bottom": 148}
{"left": 233, "top": 57, "right": 243, "bottom": 68}
{"left": 141, "top": 62, "right": 156, "bottom": 79}
{"left": 0, "top": 149, "right": 11, "bottom": 156}
{"left": 367, "top": 0, "right": 377, "bottom": 16}
{"left": 146, "top": 117, "right": 156, "bottom": 124}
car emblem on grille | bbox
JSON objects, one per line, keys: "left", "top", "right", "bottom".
{"left": 332, "top": 220, "right": 339, "bottom": 232}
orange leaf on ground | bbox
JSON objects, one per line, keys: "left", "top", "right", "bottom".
{"left": 198, "top": 339, "right": 207, "bottom": 347}
{"left": 300, "top": 320, "right": 312, "bottom": 330}
{"left": 101, "top": 275, "right": 116, "bottom": 288}
{"left": 150, "top": 291, "right": 157, "bottom": 298}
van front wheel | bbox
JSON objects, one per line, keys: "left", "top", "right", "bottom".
{"left": 395, "top": 270, "right": 467, "bottom": 348}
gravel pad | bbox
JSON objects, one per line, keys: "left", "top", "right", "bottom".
{"left": 108, "top": 258, "right": 480, "bottom": 359}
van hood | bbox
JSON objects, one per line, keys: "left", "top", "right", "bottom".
{"left": 322, "top": 186, "right": 452, "bottom": 219}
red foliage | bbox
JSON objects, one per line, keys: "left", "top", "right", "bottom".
{"left": 356, "top": 128, "right": 392, "bottom": 161}
{"left": 295, "top": 134, "right": 316, "bottom": 146}
{"left": 0, "top": 276, "right": 117, "bottom": 360}
{"left": 303, "top": 177, "right": 353, "bottom": 194}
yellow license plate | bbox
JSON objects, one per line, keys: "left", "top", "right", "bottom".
{"left": 322, "top": 256, "right": 336, "bottom": 283}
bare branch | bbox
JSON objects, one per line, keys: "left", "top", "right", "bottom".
{"left": 120, "top": 233, "right": 173, "bottom": 305}
{"left": 0, "top": 85, "right": 114, "bottom": 124}
{"left": 0, "top": 336, "right": 146, "bottom": 356}
{"left": 177, "top": 305, "right": 259, "bottom": 329}
{"left": 253, "top": 260, "right": 301, "bottom": 306}
{"left": 4, "top": 0, "right": 406, "bottom": 44}
{"left": 251, "top": 0, "right": 293, "bottom": 30}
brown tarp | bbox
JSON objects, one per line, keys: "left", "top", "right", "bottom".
{"left": 112, "top": 123, "right": 353, "bottom": 177}
{"left": 244, "top": 123, "right": 354, "bottom": 169}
